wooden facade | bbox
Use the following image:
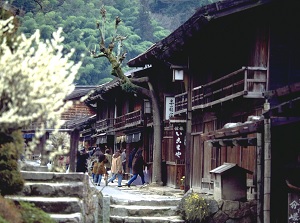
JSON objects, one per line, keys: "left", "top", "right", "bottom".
{"left": 85, "top": 71, "right": 153, "bottom": 179}
{"left": 127, "top": 0, "right": 300, "bottom": 222}
{"left": 55, "top": 1, "right": 300, "bottom": 222}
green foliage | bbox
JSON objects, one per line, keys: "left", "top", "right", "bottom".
{"left": 13, "top": 0, "right": 172, "bottom": 85}
{"left": 0, "top": 196, "right": 55, "bottom": 223}
{"left": 0, "top": 130, "right": 24, "bottom": 196}
{"left": 0, "top": 216, "right": 9, "bottom": 223}
{"left": 121, "top": 82, "right": 137, "bottom": 93}
{"left": 11, "top": 0, "right": 216, "bottom": 85}
{"left": 18, "top": 201, "right": 56, "bottom": 223}
{"left": 0, "top": 195, "right": 22, "bottom": 223}
{"left": 178, "top": 192, "right": 209, "bottom": 222}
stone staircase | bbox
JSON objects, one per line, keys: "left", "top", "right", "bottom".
{"left": 6, "top": 171, "right": 101, "bottom": 223}
{"left": 105, "top": 185, "right": 185, "bottom": 223}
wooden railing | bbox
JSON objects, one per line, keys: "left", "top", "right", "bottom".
{"left": 95, "top": 118, "right": 114, "bottom": 132}
{"left": 175, "top": 66, "right": 267, "bottom": 114}
{"left": 114, "top": 110, "right": 143, "bottom": 130}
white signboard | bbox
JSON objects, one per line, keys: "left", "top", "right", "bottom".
{"left": 165, "top": 96, "right": 175, "bottom": 120}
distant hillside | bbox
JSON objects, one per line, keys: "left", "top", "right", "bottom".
{"left": 147, "top": 0, "right": 216, "bottom": 31}
{"left": 6, "top": 0, "right": 216, "bottom": 85}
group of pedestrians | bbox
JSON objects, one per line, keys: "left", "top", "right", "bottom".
{"left": 91, "top": 148, "right": 112, "bottom": 186}
{"left": 106, "top": 147, "right": 148, "bottom": 187}
{"left": 76, "top": 145, "right": 112, "bottom": 186}
{"left": 76, "top": 145, "right": 148, "bottom": 187}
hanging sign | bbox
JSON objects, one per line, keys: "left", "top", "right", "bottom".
{"left": 165, "top": 96, "right": 175, "bottom": 120}
{"left": 174, "top": 124, "right": 185, "bottom": 160}
{"left": 288, "top": 193, "right": 300, "bottom": 222}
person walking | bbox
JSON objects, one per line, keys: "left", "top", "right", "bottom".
{"left": 92, "top": 154, "right": 107, "bottom": 186}
{"left": 107, "top": 149, "right": 123, "bottom": 187}
{"left": 121, "top": 148, "right": 126, "bottom": 174}
{"left": 90, "top": 147, "right": 105, "bottom": 179}
{"left": 76, "top": 146, "right": 91, "bottom": 173}
{"left": 128, "top": 147, "right": 138, "bottom": 176}
{"left": 126, "top": 149, "right": 147, "bottom": 187}
{"left": 104, "top": 148, "right": 112, "bottom": 182}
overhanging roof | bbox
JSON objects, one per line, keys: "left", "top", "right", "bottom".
{"left": 210, "top": 162, "right": 253, "bottom": 174}
{"left": 65, "top": 85, "right": 96, "bottom": 100}
{"left": 127, "top": 0, "right": 274, "bottom": 67}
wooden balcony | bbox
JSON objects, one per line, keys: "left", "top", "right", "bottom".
{"left": 114, "top": 110, "right": 143, "bottom": 130}
{"left": 175, "top": 66, "right": 267, "bottom": 114}
{"left": 95, "top": 118, "right": 114, "bottom": 133}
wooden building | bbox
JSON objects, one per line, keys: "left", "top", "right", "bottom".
{"left": 85, "top": 70, "right": 154, "bottom": 178}
{"left": 22, "top": 86, "right": 96, "bottom": 168}
{"left": 127, "top": 0, "right": 300, "bottom": 222}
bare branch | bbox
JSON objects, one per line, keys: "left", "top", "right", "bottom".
{"left": 131, "top": 77, "right": 149, "bottom": 84}
{"left": 33, "top": 0, "right": 43, "bottom": 10}
{"left": 286, "top": 179, "right": 300, "bottom": 192}
{"left": 91, "top": 53, "right": 107, "bottom": 58}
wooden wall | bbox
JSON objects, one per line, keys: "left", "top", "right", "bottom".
{"left": 163, "top": 127, "right": 185, "bottom": 188}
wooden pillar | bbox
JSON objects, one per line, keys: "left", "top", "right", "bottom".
{"left": 257, "top": 132, "right": 263, "bottom": 223}
{"left": 39, "top": 133, "right": 48, "bottom": 166}
{"left": 184, "top": 63, "right": 192, "bottom": 192}
{"left": 264, "top": 117, "right": 271, "bottom": 223}
{"left": 69, "top": 128, "right": 79, "bottom": 172}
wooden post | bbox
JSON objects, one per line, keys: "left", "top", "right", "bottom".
{"left": 185, "top": 62, "right": 192, "bottom": 192}
{"left": 39, "top": 133, "right": 47, "bottom": 166}
{"left": 69, "top": 128, "right": 79, "bottom": 172}
{"left": 264, "top": 117, "right": 271, "bottom": 223}
{"left": 257, "top": 132, "right": 263, "bottom": 223}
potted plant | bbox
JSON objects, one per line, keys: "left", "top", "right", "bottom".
{"left": 180, "top": 176, "right": 185, "bottom": 190}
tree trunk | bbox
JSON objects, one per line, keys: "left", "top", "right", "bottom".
{"left": 148, "top": 82, "right": 163, "bottom": 185}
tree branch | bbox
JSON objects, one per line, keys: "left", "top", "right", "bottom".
{"left": 286, "top": 179, "right": 300, "bottom": 192}
{"left": 131, "top": 77, "right": 149, "bottom": 84}
{"left": 132, "top": 84, "right": 151, "bottom": 98}
{"left": 91, "top": 53, "right": 107, "bottom": 58}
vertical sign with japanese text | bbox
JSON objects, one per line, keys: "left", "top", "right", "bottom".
{"left": 165, "top": 96, "right": 175, "bottom": 120}
{"left": 174, "top": 124, "right": 185, "bottom": 160}
{"left": 288, "top": 193, "right": 300, "bottom": 222}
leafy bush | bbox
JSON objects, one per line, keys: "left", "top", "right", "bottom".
{"left": 178, "top": 192, "right": 209, "bottom": 222}
{"left": 0, "top": 195, "right": 55, "bottom": 223}
{"left": 0, "top": 130, "right": 24, "bottom": 196}
{"left": 18, "top": 201, "right": 55, "bottom": 223}
{"left": 0, "top": 195, "right": 22, "bottom": 223}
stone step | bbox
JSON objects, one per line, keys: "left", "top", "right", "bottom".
{"left": 49, "top": 212, "right": 83, "bottom": 223}
{"left": 110, "top": 215, "right": 185, "bottom": 223}
{"left": 110, "top": 204, "right": 178, "bottom": 217}
{"left": 5, "top": 196, "right": 83, "bottom": 214}
{"left": 111, "top": 196, "right": 182, "bottom": 206}
{"left": 21, "top": 171, "right": 88, "bottom": 183}
{"left": 17, "top": 182, "right": 86, "bottom": 198}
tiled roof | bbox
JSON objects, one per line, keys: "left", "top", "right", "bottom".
{"left": 127, "top": 0, "right": 273, "bottom": 67}
{"left": 65, "top": 85, "right": 97, "bottom": 100}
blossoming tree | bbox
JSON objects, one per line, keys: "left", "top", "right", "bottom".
{"left": 0, "top": 16, "right": 81, "bottom": 150}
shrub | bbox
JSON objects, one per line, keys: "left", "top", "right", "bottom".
{"left": 0, "top": 195, "right": 22, "bottom": 223}
{"left": 178, "top": 192, "right": 209, "bottom": 222}
{"left": 0, "top": 130, "right": 24, "bottom": 196}
{"left": 0, "top": 195, "right": 55, "bottom": 223}
{"left": 18, "top": 201, "right": 56, "bottom": 223}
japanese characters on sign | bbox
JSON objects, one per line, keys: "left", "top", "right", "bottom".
{"left": 165, "top": 96, "right": 175, "bottom": 120}
{"left": 174, "top": 124, "right": 185, "bottom": 160}
{"left": 289, "top": 193, "right": 300, "bottom": 222}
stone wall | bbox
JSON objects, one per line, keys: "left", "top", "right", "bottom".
{"left": 178, "top": 190, "right": 257, "bottom": 223}
{"left": 206, "top": 199, "right": 257, "bottom": 223}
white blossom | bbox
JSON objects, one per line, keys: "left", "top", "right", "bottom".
{"left": 0, "top": 17, "right": 81, "bottom": 145}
